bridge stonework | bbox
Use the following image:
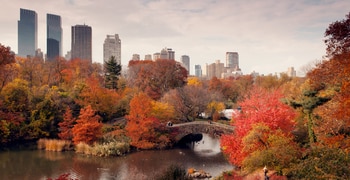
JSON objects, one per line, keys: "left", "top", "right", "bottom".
{"left": 170, "top": 121, "right": 234, "bottom": 141}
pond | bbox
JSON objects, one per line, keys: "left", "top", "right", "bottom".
{"left": 0, "top": 134, "right": 233, "bottom": 180}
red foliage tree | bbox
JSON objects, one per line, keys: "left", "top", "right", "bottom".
{"left": 71, "top": 105, "right": 102, "bottom": 145}
{"left": 58, "top": 107, "right": 76, "bottom": 140}
{"left": 221, "top": 87, "right": 296, "bottom": 166}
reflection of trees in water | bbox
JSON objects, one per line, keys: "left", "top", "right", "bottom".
{"left": 0, "top": 143, "right": 233, "bottom": 179}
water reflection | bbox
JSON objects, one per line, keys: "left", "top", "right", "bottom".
{"left": 0, "top": 134, "right": 233, "bottom": 180}
{"left": 190, "top": 133, "right": 222, "bottom": 156}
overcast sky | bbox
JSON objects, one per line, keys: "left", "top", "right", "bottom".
{"left": 1, "top": 0, "right": 350, "bottom": 76}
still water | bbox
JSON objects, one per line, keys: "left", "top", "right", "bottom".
{"left": 0, "top": 134, "right": 233, "bottom": 180}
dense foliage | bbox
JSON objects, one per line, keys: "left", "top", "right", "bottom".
{"left": 0, "top": 11, "right": 350, "bottom": 179}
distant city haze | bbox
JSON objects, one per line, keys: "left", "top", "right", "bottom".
{"left": 1, "top": 0, "right": 350, "bottom": 75}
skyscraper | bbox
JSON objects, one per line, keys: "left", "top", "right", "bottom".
{"left": 47, "top": 13, "right": 62, "bottom": 61}
{"left": 207, "top": 60, "right": 225, "bottom": 79}
{"left": 226, "top": 52, "right": 239, "bottom": 70}
{"left": 181, "top": 55, "right": 190, "bottom": 74}
{"left": 167, "top": 48, "right": 175, "bottom": 60}
{"left": 159, "top": 47, "right": 175, "bottom": 60}
{"left": 103, "top": 34, "right": 121, "bottom": 64}
{"left": 195, "top": 64, "right": 202, "bottom": 77}
{"left": 71, "top": 24, "right": 92, "bottom": 62}
{"left": 18, "top": 8, "right": 37, "bottom": 57}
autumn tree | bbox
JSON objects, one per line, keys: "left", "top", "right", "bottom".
{"left": 0, "top": 44, "right": 16, "bottom": 92}
{"left": 0, "top": 63, "right": 18, "bottom": 92}
{"left": 254, "top": 73, "right": 292, "bottom": 90}
{"left": 161, "top": 85, "right": 217, "bottom": 122}
{"left": 44, "top": 57, "right": 68, "bottom": 86}
{"left": 0, "top": 78, "right": 29, "bottom": 142}
{"left": 241, "top": 123, "right": 299, "bottom": 173}
{"left": 0, "top": 100, "right": 25, "bottom": 143}
{"left": 284, "top": 80, "right": 332, "bottom": 145}
{"left": 60, "top": 59, "right": 95, "bottom": 88}
{"left": 24, "top": 85, "right": 70, "bottom": 139}
{"left": 76, "top": 77, "right": 122, "bottom": 121}
{"left": 0, "top": 44, "right": 15, "bottom": 67}
{"left": 127, "top": 59, "right": 187, "bottom": 100}
{"left": 206, "top": 101, "right": 225, "bottom": 121}
{"left": 72, "top": 105, "right": 103, "bottom": 145}
{"left": 17, "top": 56, "right": 46, "bottom": 87}
{"left": 104, "top": 56, "right": 121, "bottom": 90}
{"left": 1, "top": 78, "right": 30, "bottom": 113}
{"left": 297, "top": 12, "right": 350, "bottom": 147}
{"left": 221, "top": 87, "right": 296, "bottom": 167}
{"left": 125, "top": 92, "right": 173, "bottom": 149}
{"left": 324, "top": 12, "right": 350, "bottom": 58}
{"left": 58, "top": 107, "right": 76, "bottom": 140}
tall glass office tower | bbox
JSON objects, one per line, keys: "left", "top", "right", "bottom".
{"left": 71, "top": 24, "right": 92, "bottom": 62}
{"left": 18, "top": 8, "right": 37, "bottom": 57}
{"left": 47, "top": 14, "right": 62, "bottom": 61}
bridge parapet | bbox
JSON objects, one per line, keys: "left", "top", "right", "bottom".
{"left": 170, "top": 121, "right": 234, "bottom": 141}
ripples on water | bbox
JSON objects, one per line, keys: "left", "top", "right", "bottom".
{"left": 0, "top": 134, "right": 233, "bottom": 180}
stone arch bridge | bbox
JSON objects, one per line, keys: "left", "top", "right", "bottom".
{"left": 169, "top": 121, "right": 234, "bottom": 141}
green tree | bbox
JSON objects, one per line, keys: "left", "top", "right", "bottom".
{"left": 104, "top": 56, "right": 121, "bottom": 90}
{"left": 284, "top": 80, "right": 332, "bottom": 145}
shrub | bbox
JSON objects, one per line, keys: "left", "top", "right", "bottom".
{"left": 286, "top": 147, "right": 350, "bottom": 179}
{"left": 74, "top": 136, "right": 130, "bottom": 157}
{"left": 90, "top": 141, "right": 130, "bottom": 157}
{"left": 37, "top": 139, "right": 71, "bottom": 151}
{"left": 155, "top": 164, "right": 192, "bottom": 180}
{"left": 75, "top": 142, "right": 92, "bottom": 154}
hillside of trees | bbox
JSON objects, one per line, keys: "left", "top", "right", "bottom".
{"left": 1, "top": 12, "right": 350, "bottom": 179}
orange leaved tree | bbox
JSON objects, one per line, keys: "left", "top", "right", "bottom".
{"left": 125, "top": 92, "right": 172, "bottom": 149}
{"left": 72, "top": 105, "right": 102, "bottom": 145}
{"left": 58, "top": 107, "right": 76, "bottom": 140}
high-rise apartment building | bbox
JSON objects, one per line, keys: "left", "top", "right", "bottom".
{"left": 181, "top": 55, "right": 190, "bottom": 74}
{"left": 160, "top": 48, "right": 168, "bottom": 59}
{"left": 47, "top": 14, "right": 62, "bottom": 61}
{"left": 103, "top": 34, "right": 121, "bottom": 64}
{"left": 159, "top": 47, "right": 175, "bottom": 60}
{"left": 207, "top": 60, "right": 225, "bottom": 79}
{"left": 195, "top": 65, "right": 202, "bottom": 77}
{"left": 226, "top": 52, "right": 239, "bottom": 70}
{"left": 71, "top": 24, "right": 92, "bottom": 62}
{"left": 167, "top": 48, "right": 175, "bottom": 60}
{"left": 18, "top": 8, "right": 37, "bottom": 57}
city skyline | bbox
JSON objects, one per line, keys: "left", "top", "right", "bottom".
{"left": 2, "top": 0, "right": 350, "bottom": 76}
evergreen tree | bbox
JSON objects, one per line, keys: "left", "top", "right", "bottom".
{"left": 104, "top": 56, "right": 121, "bottom": 90}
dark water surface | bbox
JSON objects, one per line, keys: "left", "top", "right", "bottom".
{"left": 0, "top": 134, "right": 233, "bottom": 180}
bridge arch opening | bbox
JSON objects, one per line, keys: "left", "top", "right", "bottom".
{"left": 177, "top": 133, "right": 203, "bottom": 146}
